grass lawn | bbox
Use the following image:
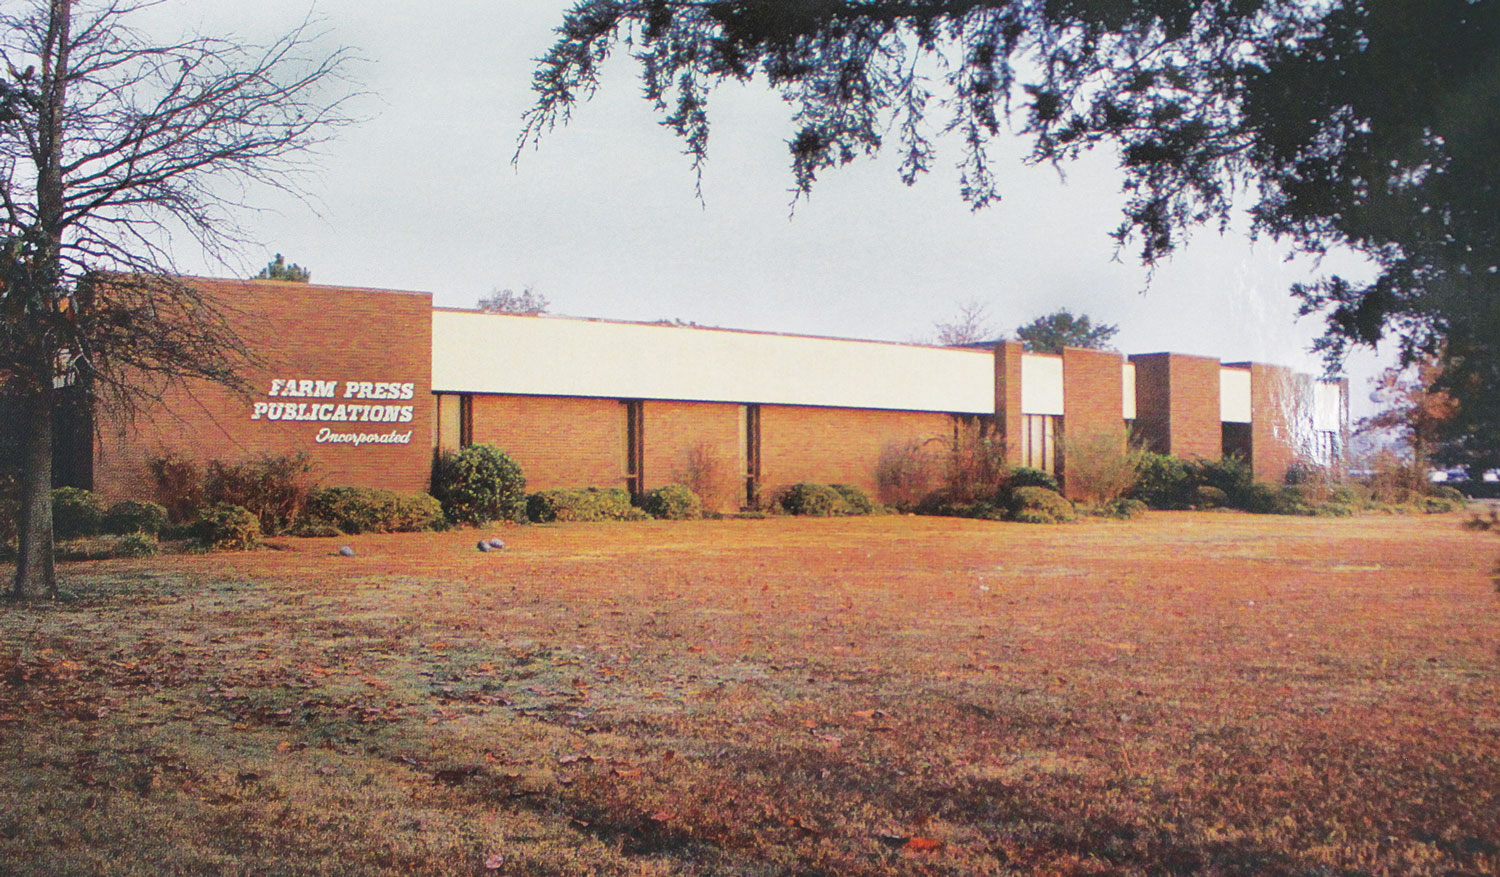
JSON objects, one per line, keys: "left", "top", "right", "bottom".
{"left": 1, "top": 511, "right": 1497, "bottom": 875}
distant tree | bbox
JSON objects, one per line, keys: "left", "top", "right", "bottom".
{"left": 933, "top": 300, "right": 997, "bottom": 346}
{"left": 0, "top": 0, "right": 355, "bottom": 599}
{"left": 254, "top": 254, "right": 311, "bottom": 282}
{"left": 1015, "top": 309, "right": 1118, "bottom": 354}
{"left": 477, "top": 286, "right": 549, "bottom": 315}
{"left": 1359, "top": 359, "right": 1460, "bottom": 474}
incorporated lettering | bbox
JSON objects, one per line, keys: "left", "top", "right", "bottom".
{"left": 314, "top": 428, "right": 414, "bottom": 447}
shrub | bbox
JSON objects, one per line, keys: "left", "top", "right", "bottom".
{"left": 148, "top": 452, "right": 204, "bottom": 523}
{"left": 779, "top": 482, "right": 851, "bottom": 517}
{"left": 1130, "top": 452, "right": 1193, "bottom": 509}
{"left": 1193, "top": 485, "right": 1228, "bottom": 509}
{"left": 52, "top": 487, "right": 106, "bottom": 539}
{"left": 432, "top": 444, "right": 527, "bottom": 525}
{"left": 306, "top": 487, "right": 444, "bottom": 534}
{"left": 1006, "top": 466, "right": 1060, "bottom": 493}
{"left": 1189, "top": 456, "right": 1255, "bottom": 506}
{"left": 288, "top": 520, "right": 343, "bottom": 538}
{"left": 204, "top": 452, "right": 314, "bottom": 535}
{"left": 1007, "top": 486, "right": 1076, "bottom": 524}
{"left": 642, "top": 484, "right": 702, "bottom": 520}
{"left": 527, "top": 487, "right": 642, "bottom": 523}
{"left": 114, "top": 532, "right": 160, "bottom": 558}
{"left": 1095, "top": 497, "right": 1149, "bottom": 519}
{"left": 1059, "top": 432, "right": 1139, "bottom": 505}
{"left": 192, "top": 503, "right": 261, "bottom": 550}
{"left": 1429, "top": 484, "right": 1467, "bottom": 505}
{"left": 944, "top": 419, "right": 1008, "bottom": 503}
{"left": 875, "top": 439, "right": 938, "bottom": 510}
{"left": 829, "top": 484, "right": 878, "bottom": 515}
{"left": 674, "top": 443, "right": 731, "bottom": 511}
{"left": 103, "top": 499, "right": 168, "bottom": 536}
{"left": 1422, "top": 492, "right": 1467, "bottom": 514}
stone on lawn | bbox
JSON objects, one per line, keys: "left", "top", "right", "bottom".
{"left": 338, "top": 546, "right": 355, "bottom": 557}
{"left": 477, "top": 540, "right": 492, "bottom": 552}
{"left": 488, "top": 538, "right": 505, "bottom": 550}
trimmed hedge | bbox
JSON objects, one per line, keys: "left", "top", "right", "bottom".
{"left": 527, "top": 487, "right": 643, "bottom": 523}
{"left": 830, "top": 483, "right": 879, "bottom": 515}
{"left": 779, "top": 483, "right": 851, "bottom": 517}
{"left": 114, "top": 532, "right": 161, "bottom": 558}
{"left": 1007, "top": 467, "right": 1061, "bottom": 493}
{"left": 306, "top": 487, "right": 444, "bottom": 534}
{"left": 1008, "top": 486, "right": 1076, "bottom": 524}
{"left": 103, "top": 499, "right": 169, "bottom": 536}
{"left": 53, "top": 487, "right": 106, "bottom": 539}
{"left": 642, "top": 484, "right": 702, "bottom": 520}
{"left": 193, "top": 503, "right": 261, "bottom": 551}
{"left": 432, "top": 444, "right": 527, "bottom": 525}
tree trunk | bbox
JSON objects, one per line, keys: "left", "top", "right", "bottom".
{"left": 12, "top": 384, "right": 57, "bottom": 600}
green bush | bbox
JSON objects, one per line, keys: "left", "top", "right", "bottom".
{"left": 779, "top": 482, "right": 851, "bottom": 517}
{"left": 114, "top": 532, "right": 160, "bottom": 558}
{"left": 1007, "top": 467, "right": 1060, "bottom": 493}
{"left": 1007, "top": 486, "right": 1076, "bottom": 524}
{"left": 192, "top": 503, "right": 261, "bottom": 551}
{"left": 1422, "top": 493, "right": 1467, "bottom": 514}
{"left": 1130, "top": 453, "right": 1193, "bottom": 509}
{"left": 52, "top": 487, "right": 106, "bottom": 539}
{"left": 204, "top": 452, "right": 314, "bottom": 535}
{"left": 527, "top": 487, "right": 642, "bottom": 523}
{"left": 1095, "top": 497, "right": 1148, "bottom": 519}
{"left": 432, "top": 444, "right": 527, "bottom": 525}
{"left": 306, "top": 487, "right": 444, "bottom": 534}
{"left": 103, "top": 499, "right": 168, "bottom": 535}
{"left": 1189, "top": 456, "right": 1254, "bottom": 506}
{"left": 288, "top": 520, "right": 343, "bottom": 538}
{"left": 829, "top": 484, "right": 878, "bottom": 515}
{"left": 1193, "top": 485, "right": 1228, "bottom": 509}
{"left": 642, "top": 484, "right": 702, "bottom": 520}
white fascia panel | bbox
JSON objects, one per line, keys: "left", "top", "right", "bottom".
{"left": 1221, "top": 367, "right": 1252, "bottom": 423}
{"left": 1313, "top": 380, "right": 1344, "bottom": 431}
{"left": 431, "top": 311, "right": 995, "bottom": 414}
{"left": 1020, "top": 354, "right": 1064, "bottom": 416}
{"left": 1122, "top": 362, "right": 1137, "bottom": 420}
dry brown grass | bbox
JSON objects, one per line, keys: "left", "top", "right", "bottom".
{"left": 2, "top": 511, "right": 1498, "bottom": 875}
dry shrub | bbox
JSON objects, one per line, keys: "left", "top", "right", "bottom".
{"left": 1061, "top": 430, "right": 1139, "bottom": 506}
{"left": 674, "top": 442, "right": 734, "bottom": 511}
{"left": 204, "top": 452, "right": 315, "bottom": 536}
{"left": 875, "top": 439, "right": 937, "bottom": 509}
{"left": 944, "top": 419, "right": 1007, "bottom": 503}
{"left": 1360, "top": 448, "right": 1430, "bottom": 505}
{"left": 148, "top": 452, "right": 204, "bottom": 523}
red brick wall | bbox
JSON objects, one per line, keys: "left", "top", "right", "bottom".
{"left": 1247, "top": 363, "right": 1302, "bottom": 484}
{"left": 994, "top": 341, "right": 1025, "bottom": 466}
{"left": 94, "top": 278, "right": 434, "bottom": 502}
{"left": 469, "top": 395, "right": 627, "bottom": 492}
{"left": 1061, "top": 347, "right": 1126, "bottom": 500}
{"left": 760, "top": 405, "right": 953, "bottom": 501}
{"left": 642, "top": 400, "right": 743, "bottom": 512}
{"left": 1129, "top": 353, "right": 1221, "bottom": 460}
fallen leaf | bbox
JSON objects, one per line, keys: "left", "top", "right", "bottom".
{"left": 484, "top": 852, "right": 505, "bottom": 870}
{"left": 905, "top": 836, "right": 944, "bottom": 852}
{"left": 648, "top": 811, "right": 673, "bottom": 823}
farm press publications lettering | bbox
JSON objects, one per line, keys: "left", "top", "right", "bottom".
{"left": 251, "top": 378, "right": 415, "bottom": 447}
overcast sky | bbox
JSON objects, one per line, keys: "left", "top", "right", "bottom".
{"left": 162, "top": 1, "right": 1391, "bottom": 414}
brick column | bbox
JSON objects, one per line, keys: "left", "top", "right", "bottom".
{"left": 1061, "top": 347, "right": 1126, "bottom": 500}
{"left": 993, "top": 341, "right": 1025, "bottom": 466}
{"left": 1247, "top": 363, "right": 1308, "bottom": 484}
{"left": 1128, "top": 352, "right": 1222, "bottom": 460}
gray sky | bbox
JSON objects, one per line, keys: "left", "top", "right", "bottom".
{"left": 166, "top": 1, "right": 1390, "bottom": 415}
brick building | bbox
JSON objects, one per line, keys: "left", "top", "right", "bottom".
{"left": 80, "top": 278, "right": 1348, "bottom": 509}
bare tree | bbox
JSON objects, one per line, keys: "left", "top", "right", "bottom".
{"left": 477, "top": 285, "right": 549, "bottom": 315}
{"left": 0, "top": 0, "right": 356, "bottom": 598}
{"left": 933, "top": 300, "right": 996, "bottom": 346}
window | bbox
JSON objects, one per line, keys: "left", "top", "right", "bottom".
{"left": 459, "top": 394, "right": 473, "bottom": 448}
{"left": 1020, "top": 414, "right": 1061, "bottom": 473}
